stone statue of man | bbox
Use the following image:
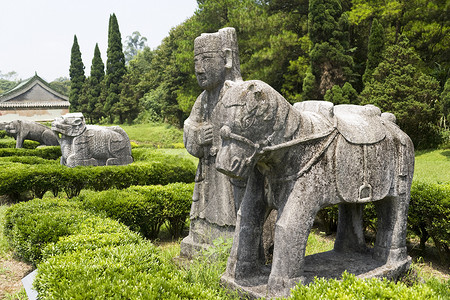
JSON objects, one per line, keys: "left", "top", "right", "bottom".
{"left": 180, "top": 27, "right": 247, "bottom": 256}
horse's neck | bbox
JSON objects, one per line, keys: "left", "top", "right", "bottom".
{"left": 258, "top": 106, "right": 336, "bottom": 179}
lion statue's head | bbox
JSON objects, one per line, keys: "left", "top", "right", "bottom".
{"left": 52, "top": 113, "right": 87, "bottom": 137}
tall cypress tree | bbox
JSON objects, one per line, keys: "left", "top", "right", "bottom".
{"left": 69, "top": 35, "right": 85, "bottom": 112}
{"left": 105, "top": 13, "right": 126, "bottom": 123}
{"left": 303, "top": 0, "right": 355, "bottom": 100}
{"left": 89, "top": 43, "right": 105, "bottom": 123}
{"left": 362, "top": 18, "right": 385, "bottom": 86}
{"left": 361, "top": 36, "right": 442, "bottom": 148}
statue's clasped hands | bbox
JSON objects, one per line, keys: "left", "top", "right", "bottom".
{"left": 200, "top": 124, "right": 213, "bottom": 145}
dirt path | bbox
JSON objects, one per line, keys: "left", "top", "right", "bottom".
{"left": 0, "top": 256, "right": 33, "bottom": 298}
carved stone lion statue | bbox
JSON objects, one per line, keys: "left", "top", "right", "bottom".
{"left": 3, "top": 120, "right": 59, "bottom": 148}
{"left": 51, "top": 113, "right": 133, "bottom": 167}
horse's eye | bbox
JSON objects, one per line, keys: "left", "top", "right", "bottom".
{"left": 243, "top": 116, "right": 255, "bottom": 129}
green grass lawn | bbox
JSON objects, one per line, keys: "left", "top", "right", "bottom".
{"left": 413, "top": 149, "right": 450, "bottom": 184}
{"left": 120, "top": 123, "right": 183, "bottom": 148}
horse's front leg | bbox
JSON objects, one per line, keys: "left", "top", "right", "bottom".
{"left": 268, "top": 184, "right": 320, "bottom": 297}
{"left": 225, "top": 168, "right": 267, "bottom": 286}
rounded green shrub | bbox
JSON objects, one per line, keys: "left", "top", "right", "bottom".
{"left": 79, "top": 183, "right": 194, "bottom": 239}
{"left": 409, "top": 181, "right": 450, "bottom": 265}
{"left": 79, "top": 188, "right": 165, "bottom": 239}
{"left": 42, "top": 216, "right": 143, "bottom": 259}
{"left": 4, "top": 198, "right": 89, "bottom": 264}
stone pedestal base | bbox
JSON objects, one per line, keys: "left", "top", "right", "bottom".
{"left": 221, "top": 250, "right": 412, "bottom": 299}
{"left": 180, "top": 218, "right": 235, "bottom": 258}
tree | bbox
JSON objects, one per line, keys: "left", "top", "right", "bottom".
{"left": 361, "top": 36, "right": 442, "bottom": 149}
{"left": 124, "top": 31, "right": 148, "bottom": 64}
{"left": 0, "top": 78, "right": 19, "bottom": 94}
{"left": 49, "top": 77, "right": 70, "bottom": 96}
{"left": 303, "top": 0, "right": 356, "bottom": 100}
{"left": 441, "top": 78, "right": 450, "bottom": 129}
{"left": 89, "top": 43, "right": 105, "bottom": 123}
{"left": 105, "top": 13, "right": 126, "bottom": 123}
{"left": 69, "top": 35, "right": 85, "bottom": 112}
{"left": 324, "top": 82, "right": 358, "bottom": 104}
{"left": 362, "top": 18, "right": 384, "bottom": 85}
{"left": 0, "top": 71, "right": 18, "bottom": 81}
{"left": 118, "top": 73, "right": 140, "bottom": 124}
{"left": 348, "top": 0, "right": 449, "bottom": 87}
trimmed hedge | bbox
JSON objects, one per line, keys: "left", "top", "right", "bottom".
{"left": 78, "top": 183, "right": 194, "bottom": 239}
{"left": 0, "top": 160, "right": 196, "bottom": 200}
{"left": 4, "top": 194, "right": 229, "bottom": 299}
{"left": 408, "top": 181, "right": 450, "bottom": 264}
{"left": 0, "top": 138, "right": 40, "bottom": 149}
{"left": 41, "top": 217, "right": 143, "bottom": 260}
{"left": 290, "top": 271, "right": 447, "bottom": 299}
{"left": 0, "top": 146, "right": 61, "bottom": 159}
{"left": 4, "top": 198, "right": 86, "bottom": 264}
{"left": 4, "top": 197, "right": 143, "bottom": 266}
{"left": 34, "top": 243, "right": 223, "bottom": 300}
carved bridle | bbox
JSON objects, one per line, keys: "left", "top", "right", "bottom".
{"left": 219, "top": 124, "right": 339, "bottom": 181}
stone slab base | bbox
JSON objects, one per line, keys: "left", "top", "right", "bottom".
{"left": 221, "top": 250, "right": 412, "bottom": 299}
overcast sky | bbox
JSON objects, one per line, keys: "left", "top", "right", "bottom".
{"left": 0, "top": 0, "right": 198, "bottom": 82}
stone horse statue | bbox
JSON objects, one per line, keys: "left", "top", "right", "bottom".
{"left": 215, "top": 80, "right": 414, "bottom": 297}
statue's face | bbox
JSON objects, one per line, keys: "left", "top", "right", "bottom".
{"left": 194, "top": 51, "right": 226, "bottom": 91}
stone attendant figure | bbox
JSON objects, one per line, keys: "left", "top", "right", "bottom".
{"left": 180, "top": 28, "right": 247, "bottom": 256}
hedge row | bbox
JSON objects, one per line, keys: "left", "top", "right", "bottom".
{"left": 0, "top": 146, "right": 61, "bottom": 159}
{"left": 77, "top": 183, "right": 194, "bottom": 239}
{"left": 0, "top": 138, "right": 40, "bottom": 149}
{"left": 0, "top": 159, "right": 195, "bottom": 200}
{"left": 3, "top": 198, "right": 228, "bottom": 299}
{"left": 290, "top": 271, "right": 447, "bottom": 299}
{"left": 5, "top": 197, "right": 448, "bottom": 299}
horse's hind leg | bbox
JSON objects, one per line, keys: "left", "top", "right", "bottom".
{"left": 373, "top": 194, "right": 409, "bottom": 263}
{"left": 334, "top": 203, "right": 367, "bottom": 253}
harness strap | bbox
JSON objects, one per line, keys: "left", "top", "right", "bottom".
{"left": 271, "top": 129, "right": 339, "bottom": 182}
{"left": 261, "top": 126, "right": 337, "bottom": 153}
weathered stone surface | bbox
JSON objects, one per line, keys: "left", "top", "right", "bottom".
{"left": 51, "top": 113, "right": 133, "bottom": 167}
{"left": 4, "top": 119, "right": 59, "bottom": 148}
{"left": 211, "top": 28, "right": 414, "bottom": 298}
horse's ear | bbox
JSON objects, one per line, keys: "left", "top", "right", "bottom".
{"left": 283, "top": 108, "right": 301, "bottom": 138}
{"left": 246, "top": 83, "right": 272, "bottom": 120}
{"left": 273, "top": 98, "right": 288, "bottom": 132}
{"left": 272, "top": 96, "right": 300, "bottom": 138}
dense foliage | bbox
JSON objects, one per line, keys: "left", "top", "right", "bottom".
{"left": 122, "top": 0, "right": 448, "bottom": 149}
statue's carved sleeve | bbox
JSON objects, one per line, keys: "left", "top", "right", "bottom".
{"left": 184, "top": 94, "right": 207, "bottom": 158}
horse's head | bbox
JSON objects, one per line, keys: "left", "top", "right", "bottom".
{"left": 216, "top": 80, "right": 300, "bottom": 180}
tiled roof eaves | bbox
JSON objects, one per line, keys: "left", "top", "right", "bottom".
{"left": 0, "top": 102, "right": 70, "bottom": 108}
{"left": 0, "top": 74, "right": 69, "bottom": 102}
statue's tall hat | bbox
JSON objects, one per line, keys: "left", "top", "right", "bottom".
{"left": 194, "top": 27, "right": 239, "bottom": 55}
